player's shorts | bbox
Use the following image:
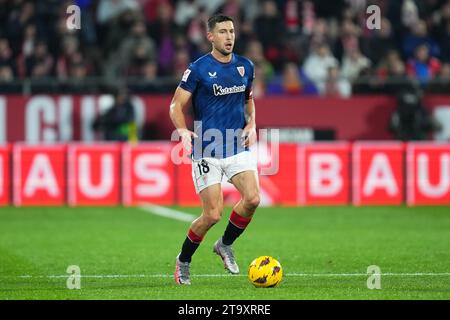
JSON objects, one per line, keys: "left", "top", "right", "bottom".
{"left": 191, "top": 151, "right": 257, "bottom": 194}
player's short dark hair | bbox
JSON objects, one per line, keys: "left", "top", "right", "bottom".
{"left": 207, "top": 14, "right": 234, "bottom": 31}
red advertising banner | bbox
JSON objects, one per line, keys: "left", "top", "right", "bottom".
{"left": 0, "top": 145, "right": 10, "bottom": 206}
{"left": 298, "top": 143, "right": 350, "bottom": 205}
{"left": 407, "top": 143, "right": 450, "bottom": 205}
{"left": 122, "top": 143, "right": 175, "bottom": 205}
{"left": 68, "top": 144, "right": 121, "bottom": 206}
{"left": 258, "top": 143, "right": 298, "bottom": 206}
{"left": 13, "top": 144, "right": 66, "bottom": 206}
{"left": 0, "top": 141, "right": 449, "bottom": 207}
{"left": 352, "top": 142, "right": 405, "bottom": 205}
{"left": 1, "top": 95, "right": 173, "bottom": 143}
{"left": 2, "top": 95, "right": 449, "bottom": 144}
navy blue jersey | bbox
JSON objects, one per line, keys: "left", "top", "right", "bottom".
{"left": 179, "top": 53, "right": 254, "bottom": 159}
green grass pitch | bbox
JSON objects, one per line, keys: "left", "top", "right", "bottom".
{"left": 0, "top": 205, "right": 449, "bottom": 300}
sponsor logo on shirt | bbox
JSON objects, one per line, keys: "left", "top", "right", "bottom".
{"left": 213, "top": 84, "right": 246, "bottom": 96}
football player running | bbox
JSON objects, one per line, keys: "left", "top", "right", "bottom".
{"left": 169, "top": 14, "right": 260, "bottom": 285}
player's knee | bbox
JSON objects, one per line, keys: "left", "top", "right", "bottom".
{"left": 205, "top": 214, "right": 221, "bottom": 226}
{"left": 203, "top": 209, "right": 222, "bottom": 226}
{"left": 244, "top": 194, "right": 260, "bottom": 211}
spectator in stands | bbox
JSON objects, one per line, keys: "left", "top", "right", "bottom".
{"left": 434, "top": 1, "right": 450, "bottom": 46}
{"left": 56, "top": 35, "right": 80, "bottom": 80}
{"left": 402, "top": 19, "right": 440, "bottom": 59}
{"left": 383, "top": 59, "right": 417, "bottom": 94}
{"left": 114, "top": 19, "right": 156, "bottom": 77}
{"left": 232, "top": 19, "right": 255, "bottom": 55}
{"left": 244, "top": 39, "right": 275, "bottom": 84}
{"left": 125, "top": 44, "right": 152, "bottom": 77}
{"left": 362, "top": 17, "right": 398, "bottom": 66}
{"left": 97, "top": 0, "right": 139, "bottom": 25}
{"left": 127, "top": 59, "right": 160, "bottom": 93}
{"left": 25, "top": 40, "right": 53, "bottom": 78}
{"left": 305, "top": 18, "right": 334, "bottom": 58}
{"left": 64, "top": 61, "right": 91, "bottom": 93}
{"left": 0, "top": 65, "right": 14, "bottom": 82}
{"left": 0, "top": 38, "right": 16, "bottom": 77}
{"left": 341, "top": 47, "right": 372, "bottom": 83}
{"left": 323, "top": 65, "right": 351, "bottom": 98}
{"left": 282, "top": 0, "right": 314, "bottom": 36}
{"left": 302, "top": 43, "right": 338, "bottom": 94}
{"left": 5, "top": 0, "right": 36, "bottom": 54}
{"left": 101, "top": 8, "right": 140, "bottom": 61}
{"left": 174, "top": 0, "right": 200, "bottom": 28}
{"left": 142, "top": 60, "right": 158, "bottom": 81}
{"left": 173, "top": 48, "right": 190, "bottom": 80}
{"left": 313, "top": 0, "right": 346, "bottom": 20}
{"left": 253, "top": 0, "right": 286, "bottom": 70}
{"left": 251, "top": 62, "right": 266, "bottom": 98}
{"left": 376, "top": 49, "right": 405, "bottom": 80}
{"left": 2, "top": 0, "right": 450, "bottom": 95}
{"left": 69, "top": 62, "right": 88, "bottom": 80}
{"left": 266, "top": 62, "right": 318, "bottom": 96}
{"left": 20, "top": 23, "right": 38, "bottom": 62}
{"left": 74, "top": 0, "right": 98, "bottom": 47}
{"left": 439, "top": 20, "right": 450, "bottom": 63}
{"left": 184, "top": 6, "right": 209, "bottom": 47}
{"left": 427, "top": 62, "right": 450, "bottom": 93}
{"left": 148, "top": 1, "right": 178, "bottom": 76}
{"left": 142, "top": 0, "right": 173, "bottom": 24}
{"left": 215, "top": 0, "right": 245, "bottom": 31}
{"left": 400, "top": 0, "right": 420, "bottom": 31}
{"left": 406, "top": 43, "right": 441, "bottom": 84}
{"left": 333, "top": 18, "right": 361, "bottom": 63}
{"left": 352, "top": 67, "right": 380, "bottom": 94}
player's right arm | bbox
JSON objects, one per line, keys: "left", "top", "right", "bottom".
{"left": 169, "top": 86, "right": 198, "bottom": 152}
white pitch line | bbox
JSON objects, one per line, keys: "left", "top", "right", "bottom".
{"left": 138, "top": 204, "right": 196, "bottom": 222}
{"left": 4, "top": 272, "right": 450, "bottom": 279}
{"left": 285, "top": 273, "right": 450, "bottom": 277}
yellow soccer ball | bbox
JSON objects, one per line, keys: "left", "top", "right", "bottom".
{"left": 248, "top": 256, "right": 283, "bottom": 288}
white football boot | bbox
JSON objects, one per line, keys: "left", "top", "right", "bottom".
{"left": 213, "top": 238, "right": 240, "bottom": 274}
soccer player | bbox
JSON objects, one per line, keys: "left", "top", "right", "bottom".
{"left": 169, "top": 14, "right": 260, "bottom": 285}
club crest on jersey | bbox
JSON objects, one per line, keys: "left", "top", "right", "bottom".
{"left": 237, "top": 66, "right": 245, "bottom": 77}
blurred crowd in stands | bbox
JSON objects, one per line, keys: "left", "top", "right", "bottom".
{"left": 1, "top": 0, "right": 450, "bottom": 96}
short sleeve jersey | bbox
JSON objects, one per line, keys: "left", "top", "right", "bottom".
{"left": 179, "top": 53, "right": 254, "bottom": 159}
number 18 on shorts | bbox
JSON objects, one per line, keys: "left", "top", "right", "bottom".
{"left": 191, "top": 151, "right": 257, "bottom": 194}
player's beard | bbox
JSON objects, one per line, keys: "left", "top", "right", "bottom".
{"left": 217, "top": 44, "right": 233, "bottom": 56}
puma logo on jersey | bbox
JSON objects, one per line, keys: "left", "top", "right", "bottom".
{"left": 213, "top": 84, "right": 246, "bottom": 96}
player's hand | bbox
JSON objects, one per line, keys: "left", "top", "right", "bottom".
{"left": 178, "top": 128, "right": 198, "bottom": 153}
{"left": 241, "top": 125, "right": 257, "bottom": 147}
